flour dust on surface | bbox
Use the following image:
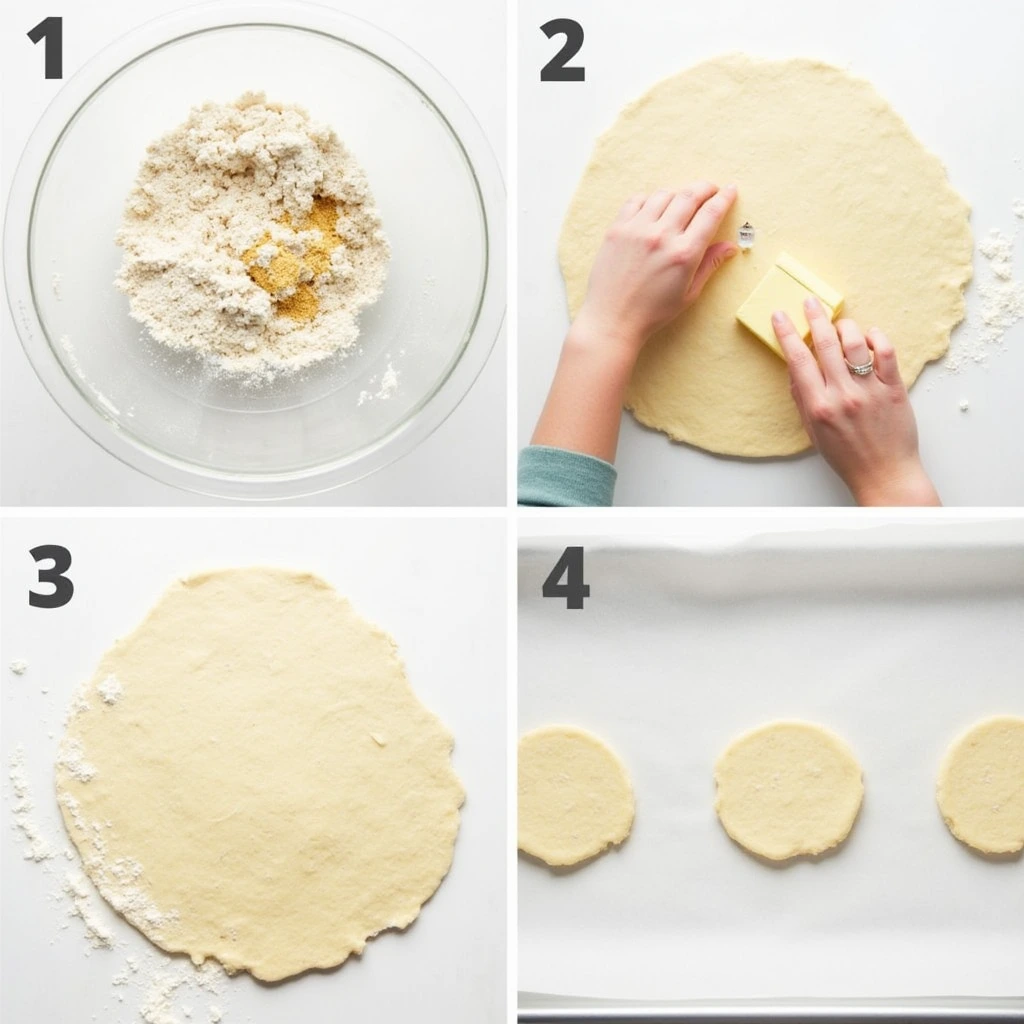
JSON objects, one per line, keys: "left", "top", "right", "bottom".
{"left": 943, "top": 195, "right": 1024, "bottom": 375}
{"left": 4, "top": 746, "right": 233, "bottom": 1024}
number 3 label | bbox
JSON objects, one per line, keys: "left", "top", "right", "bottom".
{"left": 29, "top": 545, "right": 74, "bottom": 608}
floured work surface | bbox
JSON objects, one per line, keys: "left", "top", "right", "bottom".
{"left": 518, "top": 528, "right": 1024, "bottom": 1002}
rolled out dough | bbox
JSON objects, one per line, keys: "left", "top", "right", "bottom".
{"left": 936, "top": 715, "right": 1024, "bottom": 855}
{"left": 55, "top": 568, "right": 464, "bottom": 981}
{"left": 559, "top": 55, "right": 974, "bottom": 457}
{"left": 714, "top": 720, "right": 864, "bottom": 861}
{"left": 518, "top": 725, "right": 634, "bottom": 867}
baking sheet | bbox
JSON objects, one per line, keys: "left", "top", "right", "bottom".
{"left": 1, "top": 516, "right": 506, "bottom": 1024}
{"left": 518, "top": 524, "right": 1024, "bottom": 1002}
{"left": 518, "top": 993, "right": 1024, "bottom": 1022}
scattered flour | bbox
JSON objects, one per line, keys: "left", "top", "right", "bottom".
{"left": 98, "top": 675, "right": 124, "bottom": 705}
{"left": 60, "top": 333, "right": 83, "bottom": 378}
{"left": 10, "top": 658, "right": 28, "bottom": 674}
{"left": 6, "top": 741, "right": 233, "bottom": 1022}
{"left": 378, "top": 361, "right": 399, "bottom": 400}
{"left": 944, "top": 214, "right": 1023, "bottom": 373}
{"left": 57, "top": 737, "right": 98, "bottom": 782}
{"left": 56, "top": 685, "right": 183, "bottom": 946}
{"left": 979, "top": 229, "right": 1014, "bottom": 272}
{"left": 8, "top": 747, "right": 55, "bottom": 861}
{"left": 1014, "top": 198, "right": 1024, "bottom": 219}
{"left": 52, "top": 272, "right": 63, "bottom": 298}
{"left": 138, "top": 959, "right": 226, "bottom": 1024}
{"left": 357, "top": 358, "right": 401, "bottom": 406}
{"left": 59, "top": 334, "right": 122, "bottom": 419}
{"left": 959, "top": 398, "right": 970, "bottom": 412}
{"left": 976, "top": 229, "right": 1024, "bottom": 338}
{"left": 64, "top": 870, "right": 114, "bottom": 948}
{"left": 57, "top": 787, "right": 180, "bottom": 942}
{"left": 115, "top": 91, "right": 390, "bottom": 382}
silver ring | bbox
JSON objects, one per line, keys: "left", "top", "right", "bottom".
{"left": 845, "top": 356, "right": 874, "bottom": 376}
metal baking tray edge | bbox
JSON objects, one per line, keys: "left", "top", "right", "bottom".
{"left": 518, "top": 992, "right": 1024, "bottom": 1022}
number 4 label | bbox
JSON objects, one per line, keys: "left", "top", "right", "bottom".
{"left": 542, "top": 546, "right": 589, "bottom": 609}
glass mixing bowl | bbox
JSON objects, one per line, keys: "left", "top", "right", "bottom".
{"left": 4, "top": 2, "right": 505, "bottom": 499}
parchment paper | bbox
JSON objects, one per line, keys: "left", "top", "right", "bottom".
{"left": 519, "top": 526, "right": 1024, "bottom": 1001}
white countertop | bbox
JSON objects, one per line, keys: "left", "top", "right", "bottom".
{"left": 517, "top": 0, "right": 1024, "bottom": 506}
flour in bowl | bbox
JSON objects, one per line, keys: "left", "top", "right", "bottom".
{"left": 115, "top": 93, "right": 390, "bottom": 380}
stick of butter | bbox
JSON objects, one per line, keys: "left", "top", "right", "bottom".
{"left": 736, "top": 252, "right": 844, "bottom": 359}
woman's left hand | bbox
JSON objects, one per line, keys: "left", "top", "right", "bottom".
{"left": 772, "top": 298, "right": 941, "bottom": 506}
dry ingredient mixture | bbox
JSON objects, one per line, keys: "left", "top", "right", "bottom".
{"left": 115, "top": 92, "right": 390, "bottom": 380}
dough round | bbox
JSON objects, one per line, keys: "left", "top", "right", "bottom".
{"left": 936, "top": 715, "right": 1024, "bottom": 855}
{"left": 714, "top": 720, "right": 864, "bottom": 861}
{"left": 559, "top": 55, "right": 973, "bottom": 457}
{"left": 518, "top": 725, "right": 634, "bottom": 866}
{"left": 55, "top": 568, "right": 464, "bottom": 981}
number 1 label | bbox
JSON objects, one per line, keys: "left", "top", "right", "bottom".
{"left": 28, "top": 16, "right": 63, "bottom": 79}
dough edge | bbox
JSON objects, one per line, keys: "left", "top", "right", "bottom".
{"left": 936, "top": 714, "right": 1024, "bottom": 856}
{"left": 714, "top": 719, "right": 865, "bottom": 861}
{"left": 55, "top": 566, "right": 465, "bottom": 982}
{"left": 518, "top": 724, "right": 635, "bottom": 867}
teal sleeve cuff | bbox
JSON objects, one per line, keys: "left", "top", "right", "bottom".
{"left": 517, "top": 445, "right": 617, "bottom": 507}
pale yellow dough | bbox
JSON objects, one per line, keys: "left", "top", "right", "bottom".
{"left": 714, "top": 720, "right": 864, "bottom": 861}
{"left": 55, "top": 568, "right": 464, "bottom": 981}
{"left": 518, "top": 725, "right": 634, "bottom": 867}
{"left": 936, "top": 715, "right": 1024, "bottom": 855}
{"left": 559, "top": 55, "right": 974, "bottom": 457}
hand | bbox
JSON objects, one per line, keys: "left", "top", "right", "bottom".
{"left": 574, "top": 182, "right": 739, "bottom": 361}
{"left": 773, "top": 298, "right": 940, "bottom": 506}
{"left": 531, "top": 183, "right": 739, "bottom": 464}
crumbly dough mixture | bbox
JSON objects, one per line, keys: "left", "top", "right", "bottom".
{"left": 116, "top": 93, "right": 390, "bottom": 379}
{"left": 714, "top": 720, "right": 864, "bottom": 861}
{"left": 936, "top": 715, "right": 1024, "bottom": 854}
{"left": 559, "top": 55, "right": 974, "bottom": 457}
{"left": 518, "top": 724, "right": 634, "bottom": 867}
{"left": 55, "top": 568, "right": 463, "bottom": 982}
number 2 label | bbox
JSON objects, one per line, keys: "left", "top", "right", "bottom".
{"left": 540, "top": 19, "right": 585, "bottom": 82}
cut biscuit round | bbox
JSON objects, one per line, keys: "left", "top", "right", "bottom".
{"left": 714, "top": 720, "right": 864, "bottom": 861}
{"left": 937, "top": 715, "right": 1024, "bottom": 855}
{"left": 518, "top": 725, "right": 634, "bottom": 867}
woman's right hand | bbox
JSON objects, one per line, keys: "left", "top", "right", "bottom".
{"left": 573, "top": 182, "right": 739, "bottom": 364}
{"left": 772, "top": 298, "right": 941, "bottom": 506}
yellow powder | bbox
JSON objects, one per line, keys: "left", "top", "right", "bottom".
{"left": 276, "top": 283, "right": 319, "bottom": 321}
{"left": 241, "top": 195, "right": 345, "bottom": 322}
